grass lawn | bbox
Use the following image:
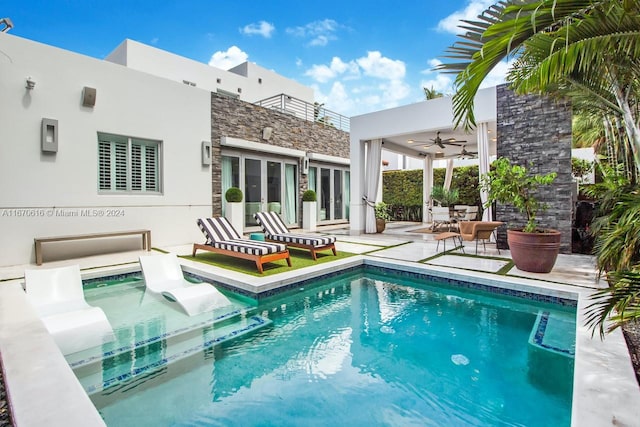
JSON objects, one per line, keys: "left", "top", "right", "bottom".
{"left": 182, "top": 247, "right": 356, "bottom": 277}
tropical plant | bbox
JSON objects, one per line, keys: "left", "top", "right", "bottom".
{"left": 480, "top": 157, "right": 556, "bottom": 233}
{"left": 423, "top": 85, "right": 444, "bottom": 100}
{"left": 225, "top": 187, "right": 243, "bottom": 203}
{"left": 586, "top": 188, "right": 640, "bottom": 337}
{"left": 437, "top": 0, "right": 640, "bottom": 176}
{"left": 374, "top": 202, "right": 391, "bottom": 221}
{"left": 572, "top": 157, "right": 593, "bottom": 182}
{"left": 430, "top": 185, "right": 459, "bottom": 207}
{"left": 302, "top": 189, "right": 317, "bottom": 202}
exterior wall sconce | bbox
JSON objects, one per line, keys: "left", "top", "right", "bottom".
{"left": 41, "top": 118, "right": 58, "bottom": 153}
{"left": 26, "top": 77, "right": 36, "bottom": 90}
{"left": 201, "top": 141, "right": 211, "bottom": 165}
{"left": 262, "top": 127, "right": 273, "bottom": 141}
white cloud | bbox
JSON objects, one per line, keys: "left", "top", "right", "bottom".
{"left": 286, "top": 19, "right": 339, "bottom": 46}
{"left": 305, "top": 57, "right": 359, "bottom": 83}
{"left": 240, "top": 21, "right": 275, "bottom": 38}
{"left": 357, "top": 51, "right": 405, "bottom": 80}
{"left": 437, "top": 0, "right": 495, "bottom": 34}
{"left": 208, "top": 46, "right": 248, "bottom": 70}
{"left": 420, "top": 58, "right": 455, "bottom": 96}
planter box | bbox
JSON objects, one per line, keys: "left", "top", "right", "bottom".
{"left": 303, "top": 201, "right": 316, "bottom": 232}
{"left": 225, "top": 202, "right": 244, "bottom": 235}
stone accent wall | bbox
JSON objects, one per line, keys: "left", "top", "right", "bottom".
{"left": 210, "top": 93, "right": 349, "bottom": 217}
{"left": 495, "top": 84, "right": 573, "bottom": 253}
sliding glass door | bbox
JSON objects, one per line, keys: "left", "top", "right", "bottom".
{"left": 223, "top": 153, "right": 298, "bottom": 228}
{"left": 309, "top": 165, "right": 349, "bottom": 223}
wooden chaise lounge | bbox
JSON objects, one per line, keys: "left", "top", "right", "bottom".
{"left": 193, "top": 217, "right": 292, "bottom": 274}
{"left": 254, "top": 211, "right": 337, "bottom": 260}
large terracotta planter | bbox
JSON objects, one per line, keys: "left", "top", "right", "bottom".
{"left": 376, "top": 218, "right": 386, "bottom": 233}
{"left": 507, "top": 229, "right": 561, "bottom": 273}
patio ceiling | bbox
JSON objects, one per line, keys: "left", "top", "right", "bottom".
{"left": 381, "top": 122, "right": 498, "bottom": 160}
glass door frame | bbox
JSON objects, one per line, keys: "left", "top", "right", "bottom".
{"left": 221, "top": 149, "right": 299, "bottom": 229}
{"left": 308, "top": 163, "right": 350, "bottom": 224}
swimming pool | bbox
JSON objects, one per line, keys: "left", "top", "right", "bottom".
{"left": 74, "top": 266, "right": 576, "bottom": 426}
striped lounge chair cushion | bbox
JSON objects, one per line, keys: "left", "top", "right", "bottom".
{"left": 196, "top": 217, "right": 286, "bottom": 255}
{"left": 254, "top": 211, "right": 336, "bottom": 247}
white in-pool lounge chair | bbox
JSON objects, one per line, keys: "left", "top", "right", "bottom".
{"left": 139, "top": 253, "right": 232, "bottom": 316}
{"left": 24, "top": 264, "right": 115, "bottom": 355}
{"left": 254, "top": 211, "right": 337, "bottom": 260}
{"left": 193, "top": 217, "right": 292, "bottom": 273}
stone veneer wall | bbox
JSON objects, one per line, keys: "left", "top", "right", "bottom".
{"left": 495, "top": 84, "right": 573, "bottom": 253}
{"left": 210, "top": 92, "right": 349, "bottom": 218}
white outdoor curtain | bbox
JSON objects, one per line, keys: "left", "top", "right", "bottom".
{"left": 284, "top": 164, "right": 296, "bottom": 224}
{"left": 444, "top": 159, "right": 454, "bottom": 191}
{"left": 477, "top": 122, "right": 492, "bottom": 221}
{"left": 345, "top": 171, "right": 350, "bottom": 220}
{"left": 423, "top": 155, "right": 434, "bottom": 223}
{"left": 221, "top": 156, "right": 233, "bottom": 216}
{"left": 365, "top": 139, "right": 382, "bottom": 233}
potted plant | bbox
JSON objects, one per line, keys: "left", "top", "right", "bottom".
{"left": 224, "top": 187, "right": 244, "bottom": 235}
{"left": 430, "top": 185, "right": 459, "bottom": 207}
{"left": 302, "top": 189, "right": 317, "bottom": 231}
{"left": 481, "top": 157, "right": 559, "bottom": 273}
{"left": 375, "top": 202, "right": 391, "bottom": 233}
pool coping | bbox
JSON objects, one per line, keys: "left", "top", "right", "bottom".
{"left": 0, "top": 256, "right": 638, "bottom": 426}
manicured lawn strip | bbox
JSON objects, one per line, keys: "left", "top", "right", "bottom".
{"left": 362, "top": 241, "right": 413, "bottom": 255}
{"left": 182, "top": 247, "right": 356, "bottom": 277}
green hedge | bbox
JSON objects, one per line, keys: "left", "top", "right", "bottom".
{"left": 382, "top": 165, "right": 482, "bottom": 220}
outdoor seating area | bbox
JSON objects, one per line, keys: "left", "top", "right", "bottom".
{"left": 139, "top": 253, "right": 231, "bottom": 316}
{"left": 193, "top": 217, "right": 292, "bottom": 274}
{"left": 254, "top": 211, "right": 337, "bottom": 260}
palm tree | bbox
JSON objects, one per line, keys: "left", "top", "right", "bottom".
{"left": 437, "top": 0, "right": 640, "bottom": 175}
{"left": 423, "top": 85, "right": 444, "bottom": 100}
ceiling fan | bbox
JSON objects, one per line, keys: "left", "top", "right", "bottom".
{"left": 458, "top": 145, "right": 478, "bottom": 159}
{"left": 429, "top": 131, "right": 467, "bottom": 148}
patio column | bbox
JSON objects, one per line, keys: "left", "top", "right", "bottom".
{"left": 444, "top": 159, "right": 454, "bottom": 191}
{"left": 349, "top": 135, "right": 366, "bottom": 235}
{"left": 422, "top": 155, "right": 433, "bottom": 224}
{"left": 477, "top": 122, "right": 492, "bottom": 221}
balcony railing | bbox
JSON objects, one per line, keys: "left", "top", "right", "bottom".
{"left": 254, "top": 94, "right": 350, "bottom": 132}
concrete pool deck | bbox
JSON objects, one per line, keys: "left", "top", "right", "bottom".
{"left": 0, "top": 223, "right": 638, "bottom": 426}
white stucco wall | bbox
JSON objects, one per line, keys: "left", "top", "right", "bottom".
{"left": 0, "top": 33, "right": 212, "bottom": 266}
{"left": 105, "top": 39, "right": 314, "bottom": 104}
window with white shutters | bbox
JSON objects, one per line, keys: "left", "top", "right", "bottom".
{"left": 97, "top": 133, "right": 162, "bottom": 194}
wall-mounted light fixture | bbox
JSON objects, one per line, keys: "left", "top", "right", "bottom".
{"left": 26, "top": 77, "right": 36, "bottom": 90}
{"left": 82, "top": 86, "right": 97, "bottom": 107}
{"left": 262, "top": 127, "right": 273, "bottom": 141}
{"left": 41, "top": 118, "right": 58, "bottom": 153}
{"left": 201, "top": 141, "right": 211, "bottom": 165}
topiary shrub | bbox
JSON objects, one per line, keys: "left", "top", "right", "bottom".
{"left": 225, "top": 187, "right": 243, "bottom": 203}
{"left": 302, "top": 189, "right": 317, "bottom": 202}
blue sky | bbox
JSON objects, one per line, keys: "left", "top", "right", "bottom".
{"left": 2, "top": 0, "right": 507, "bottom": 117}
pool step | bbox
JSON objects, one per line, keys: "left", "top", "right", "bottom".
{"left": 528, "top": 310, "right": 576, "bottom": 357}
{"left": 73, "top": 314, "right": 271, "bottom": 395}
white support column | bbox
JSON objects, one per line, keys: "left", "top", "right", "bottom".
{"left": 444, "top": 159, "right": 454, "bottom": 191}
{"left": 422, "top": 155, "right": 433, "bottom": 224}
{"left": 477, "top": 122, "right": 492, "bottom": 221}
{"left": 349, "top": 135, "right": 367, "bottom": 235}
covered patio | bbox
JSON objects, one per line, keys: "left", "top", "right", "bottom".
{"left": 349, "top": 86, "right": 497, "bottom": 234}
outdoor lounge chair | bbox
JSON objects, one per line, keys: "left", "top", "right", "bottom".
{"left": 431, "top": 206, "right": 454, "bottom": 231}
{"left": 254, "top": 211, "right": 337, "bottom": 260}
{"left": 194, "top": 217, "right": 292, "bottom": 273}
{"left": 139, "top": 253, "right": 232, "bottom": 316}
{"left": 458, "top": 221, "right": 504, "bottom": 254}
{"left": 24, "top": 264, "right": 115, "bottom": 355}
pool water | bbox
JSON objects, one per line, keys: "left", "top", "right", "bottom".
{"left": 77, "top": 268, "right": 575, "bottom": 426}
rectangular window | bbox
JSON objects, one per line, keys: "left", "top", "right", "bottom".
{"left": 98, "top": 133, "right": 161, "bottom": 193}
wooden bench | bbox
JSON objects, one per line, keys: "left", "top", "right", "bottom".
{"left": 34, "top": 229, "right": 151, "bottom": 265}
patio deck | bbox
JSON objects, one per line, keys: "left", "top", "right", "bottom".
{"left": 0, "top": 222, "right": 638, "bottom": 426}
